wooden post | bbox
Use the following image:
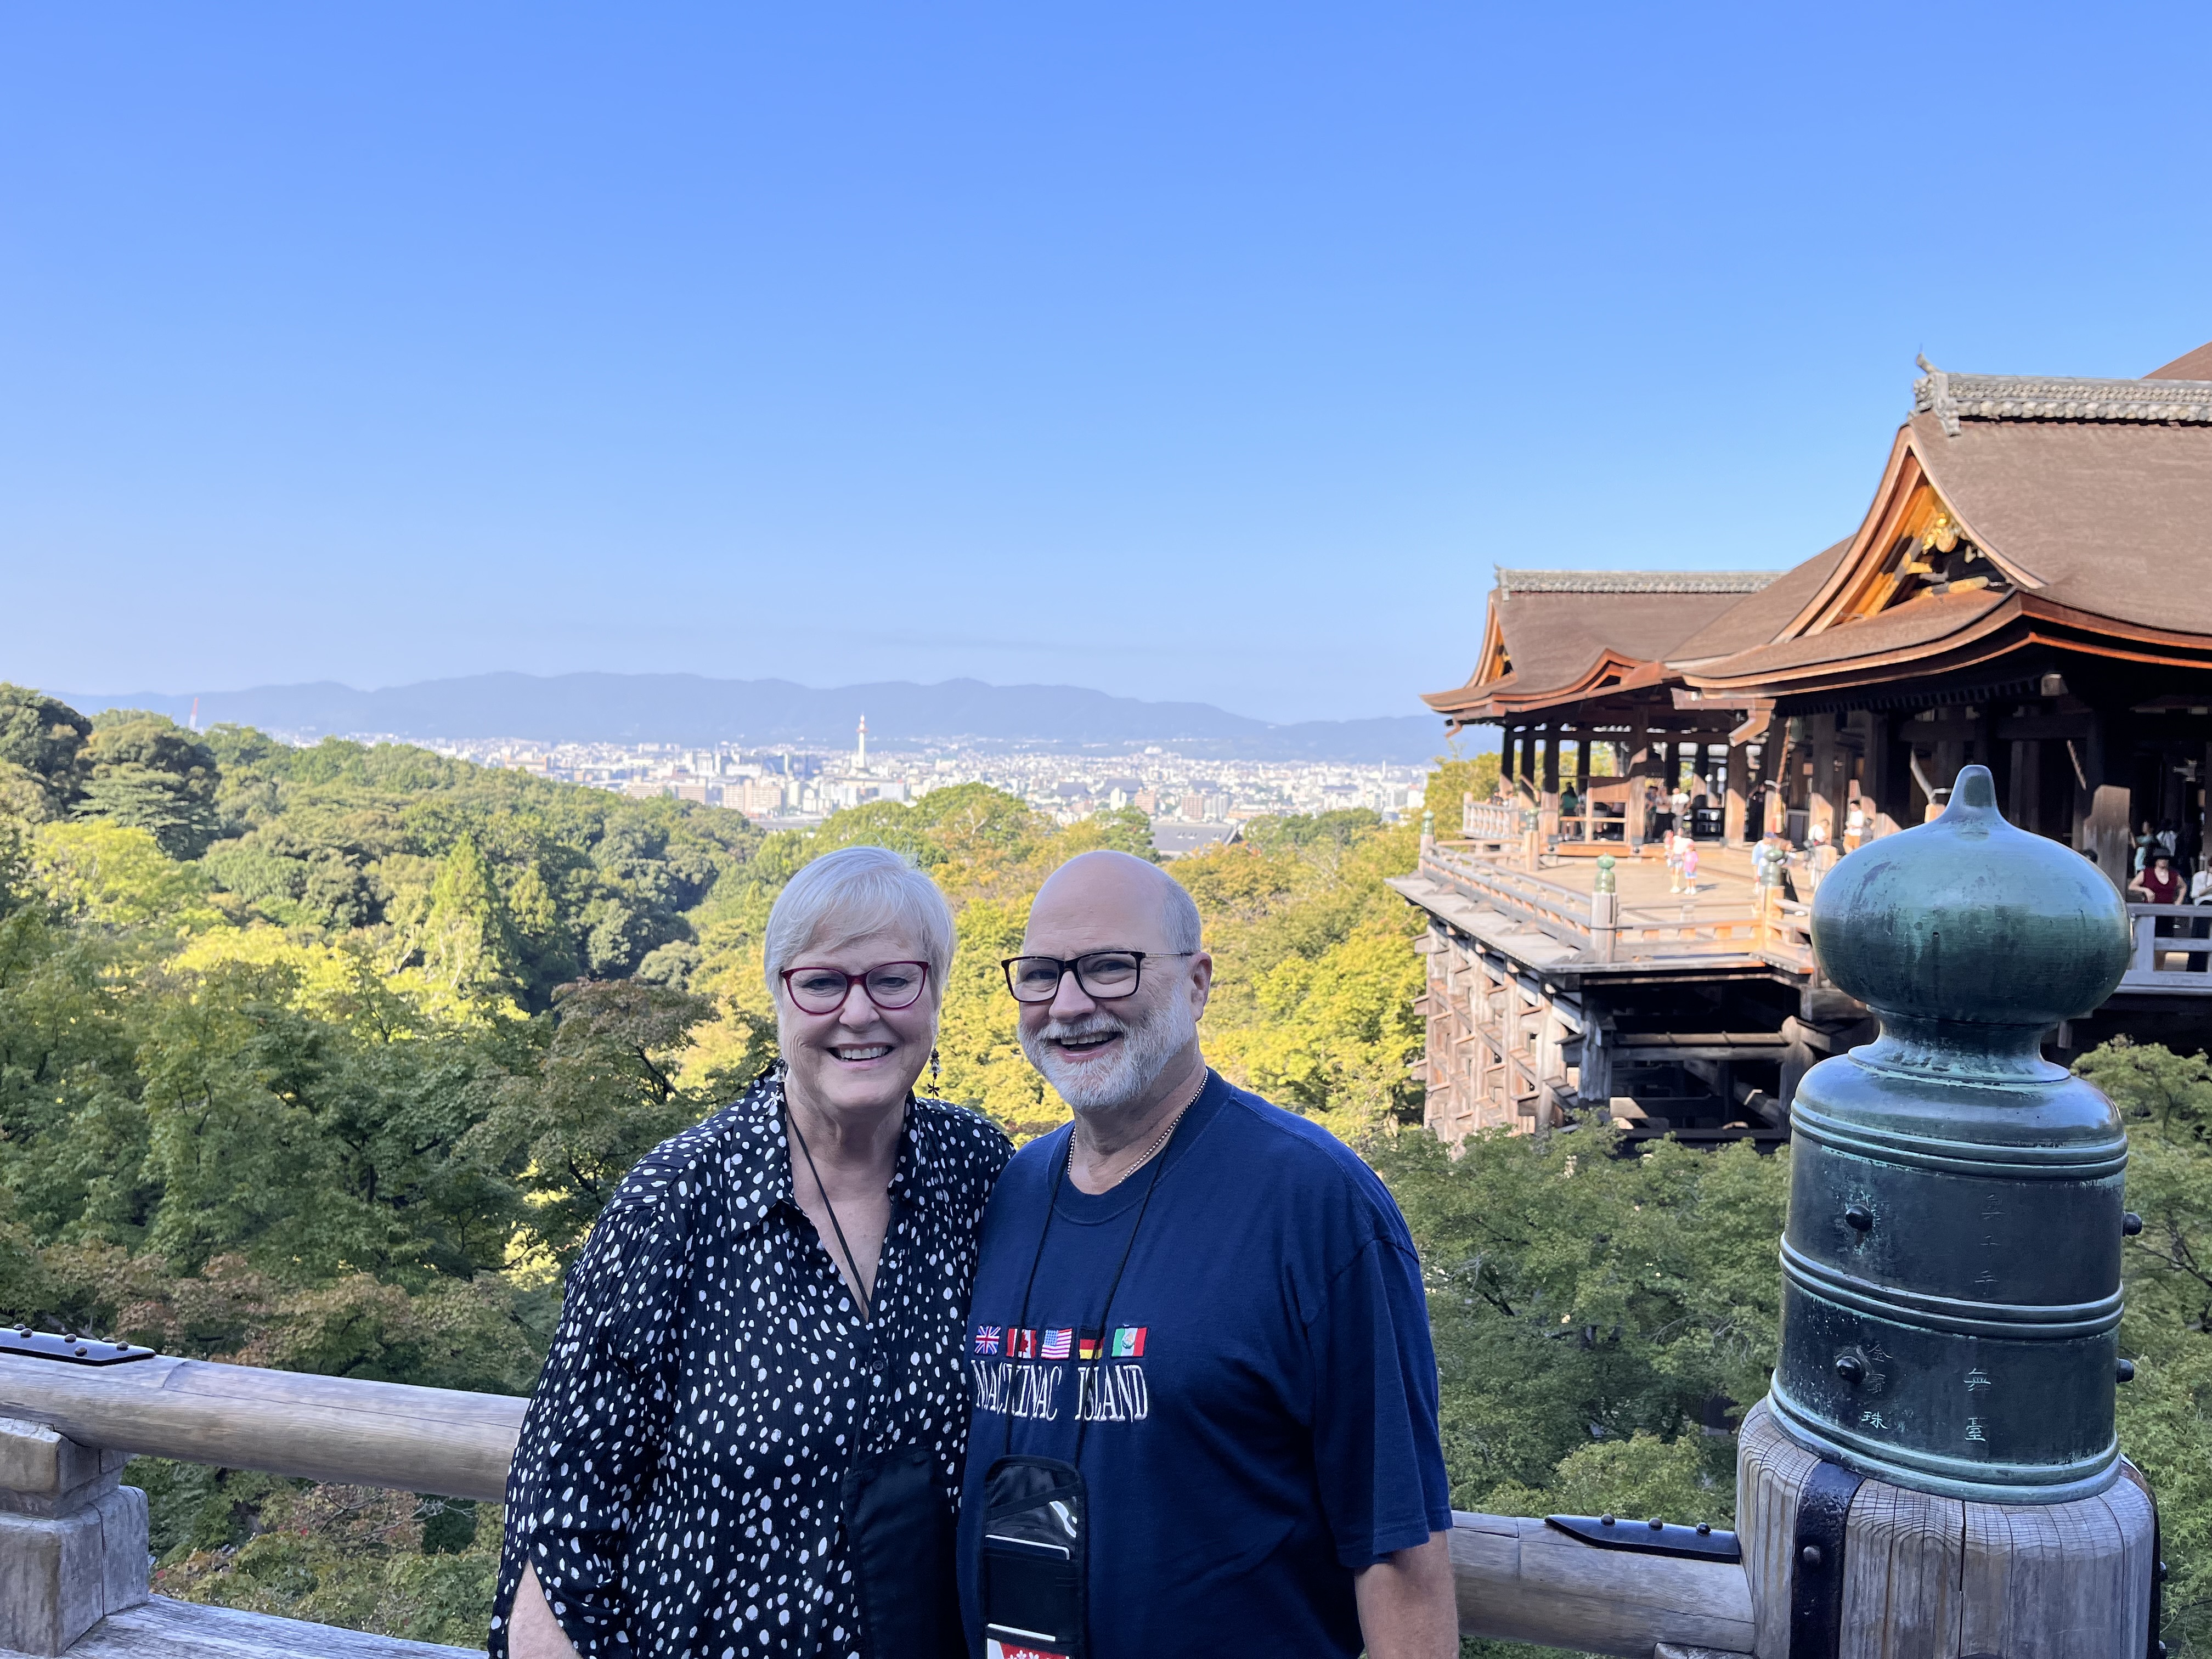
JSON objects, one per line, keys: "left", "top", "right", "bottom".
{"left": 2081, "top": 712, "right": 2132, "bottom": 894}
{"left": 1736, "top": 766, "right": 2155, "bottom": 1658}
{"left": 1724, "top": 740, "right": 1750, "bottom": 847}
{"left": 1810, "top": 714, "right": 1838, "bottom": 843}
{"left": 1628, "top": 722, "right": 1653, "bottom": 850}
{"left": 1575, "top": 734, "right": 1592, "bottom": 842}
{"left": 1737, "top": 1403, "right": 2153, "bottom": 1659}
{"left": 1541, "top": 729, "right": 1561, "bottom": 844}
{"left": 0, "top": 1417, "right": 148, "bottom": 1655}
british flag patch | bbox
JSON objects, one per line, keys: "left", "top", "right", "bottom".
{"left": 973, "top": 1324, "right": 1003, "bottom": 1355}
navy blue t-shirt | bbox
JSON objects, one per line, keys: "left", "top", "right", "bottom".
{"left": 956, "top": 1071, "right": 1451, "bottom": 1658}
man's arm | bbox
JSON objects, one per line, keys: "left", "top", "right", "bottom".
{"left": 1353, "top": 1530, "right": 1458, "bottom": 1659}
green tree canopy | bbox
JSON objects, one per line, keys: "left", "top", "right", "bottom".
{"left": 0, "top": 684, "right": 92, "bottom": 820}
{"left": 76, "top": 712, "right": 223, "bottom": 859}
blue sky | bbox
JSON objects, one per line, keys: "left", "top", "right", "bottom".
{"left": 2, "top": 3, "right": 2207, "bottom": 722}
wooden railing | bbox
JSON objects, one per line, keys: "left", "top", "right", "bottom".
{"left": 2119, "top": 901, "right": 2212, "bottom": 992}
{"left": 1423, "top": 842, "right": 1815, "bottom": 975}
{"left": 0, "top": 1343, "right": 1752, "bottom": 1657}
{"left": 1462, "top": 798, "right": 1522, "bottom": 842}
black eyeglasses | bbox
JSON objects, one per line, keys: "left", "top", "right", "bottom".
{"left": 1000, "top": 950, "right": 1194, "bottom": 1004}
{"left": 780, "top": 961, "right": 932, "bottom": 1015}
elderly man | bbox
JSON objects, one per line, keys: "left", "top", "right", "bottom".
{"left": 957, "top": 850, "right": 1456, "bottom": 1659}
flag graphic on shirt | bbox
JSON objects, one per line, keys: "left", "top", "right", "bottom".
{"left": 973, "top": 1325, "right": 1003, "bottom": 1355}
{"left": 1041, "top": 1327, "right": 1074, "bottom": 1360}
{"left": 1110, "top": 1326, "right": 1147, "bottom": 1357}
{"left": 1009, "top": 1328, "right": 1038, "bottom": 1359}
{"left": 1075, "top": 1329, "right": 1103, "bottom": 1361}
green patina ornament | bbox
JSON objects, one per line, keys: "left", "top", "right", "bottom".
{"left": 1594, "top": 853, "right": 1616, "bottom": 894}
{"left": 1770, "top": 764, "right": 2135, "bottom": 1503}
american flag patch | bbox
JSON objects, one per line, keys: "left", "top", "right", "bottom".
{"left": 974, "top": 1325, "right": 1002, "bottom": 1354}
{"left": 1041, "top": 1328, "right": 1073, "bottom": 1359}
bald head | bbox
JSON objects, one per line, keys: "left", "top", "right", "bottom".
{"left": 1025, "top": 850, "right": 1201, "bottom": 957}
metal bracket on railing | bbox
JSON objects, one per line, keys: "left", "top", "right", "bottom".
{"left": 0, "top": 1325, "right": 160, "bottom": 1366}
{"left": 1544, "top": 1513, "right": 1743, "bottom": 1564}
{"left": 1787, "top": 1460, "right": 1864, "bottom": 1659}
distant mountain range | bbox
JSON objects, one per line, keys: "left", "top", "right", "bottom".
{"left": 53, "top": 673, "right": 1463, "bottom": 764}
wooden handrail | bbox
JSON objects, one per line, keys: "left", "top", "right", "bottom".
{"left": 1449, "top": 1511, "right": 1754, "bottom": 1656}
{"left": 0, "top": 1352, "right": 524, "bottom": 1503}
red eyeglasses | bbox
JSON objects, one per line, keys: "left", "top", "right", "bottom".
{"left": 779, "top": 961, "right": 932, "bottom": 1015}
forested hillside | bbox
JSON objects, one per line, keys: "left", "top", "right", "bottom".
{"left": 2, "top": 687, "right": 2209, "bottom": 1656}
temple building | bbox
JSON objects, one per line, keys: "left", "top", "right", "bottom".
{"left": 1397, "top": 341, "right": 2212, "bottom": 1145}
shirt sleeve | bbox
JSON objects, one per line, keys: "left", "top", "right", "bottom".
{"left": 1304, "top": 1235, "right": 1454, "bottom": 1570}
{"left": 489, "top": 1189, "right": 691, "bottom": 1657}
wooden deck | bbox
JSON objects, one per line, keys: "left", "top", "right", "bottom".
{"left": 1398, "top": 839, "right": 1816, "bottom": 977}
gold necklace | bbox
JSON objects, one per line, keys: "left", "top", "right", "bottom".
{"left": 1069, "top": 1076, "right": 1204, "bottom": 1189}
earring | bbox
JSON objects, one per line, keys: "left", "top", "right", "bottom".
{"left": 929, "top": 1047, "right": 941, "bottom": 1089}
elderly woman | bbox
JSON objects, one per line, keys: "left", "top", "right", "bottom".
{"left": 491, "top": 845, "right": 1012, "bottom": 1659}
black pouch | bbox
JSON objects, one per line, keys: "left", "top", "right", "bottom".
{"left": 841, "top": 1444, "right": 961, "bottom": 1659}
{"left": 978, "top": 1455, "right": 1087, "bottom": 1659}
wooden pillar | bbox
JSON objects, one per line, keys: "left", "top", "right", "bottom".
{"left": 1574, "top": 735, "right": 1591, "bottom": 840}
{"left": 1518, "top": 729, "right": 1538, "bottom": 802}
{"left": 1576, "top": 1011, "right": 1612, "bottom": 1110}
{"left": 1540, "top": 730, "right": 1561, "bottom": 840}
{"left": 2010, "top": 736, "right": 2040, "bottom": 834}
{"left": 1724, "top": 740, "right": 1750, "bottom": 846}
{"left": 1627, "top": 722, "right": 1652, "bottom": 849}
{"left": 1810, "top": 714, "right": 1838, "bottom": 843}
{"left": 2080, "top": 710, "right": 2131, "bottom": 892}
{"left": 1737, "top": 1403, "right": 2154, "bottom": 1659}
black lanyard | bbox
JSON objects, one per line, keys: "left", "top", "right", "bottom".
{"left": 1003, "top": 1118, "right": 1174, "bottom": 1464}
{"left": 786, "top": 1098, "right": 878, "bottom": 1323}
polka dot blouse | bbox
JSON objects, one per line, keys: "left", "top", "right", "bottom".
{"left": 489, "top": 1073, "right": 1012, "bottom": 1658}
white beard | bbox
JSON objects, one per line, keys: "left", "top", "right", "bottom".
{"left": 1020, "top": 992, "right": 1197, "bottom": 1115}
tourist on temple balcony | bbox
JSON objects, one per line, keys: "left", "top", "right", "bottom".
{"left": 962, "top": 852, "right": 1455, "bottom": 1659}
{"left": 1641, "top": 781, "right": 1662, "bottom": 840}
{"left": 2130, "top": 852, "right": 2187, "bottom": 972}
{"left": 2134, "top": 821, "right": 2158, "bottom": 877}
{"left": 491, "top": 845, "right": 1011, "bottom": 1659}
{"left": 1673, "top": 833, "right": 1701, "bottom": 895}
{"left": 1844, "top": 795, "right": 1867, "bottom": 852}
{"left": 2132, "top": 851, "right": 2184, "bottom": 906}
{"left": 1804, "top": 822, "right": 1840, "bottom": 893}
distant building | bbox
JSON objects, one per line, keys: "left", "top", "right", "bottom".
{"left": 1401, "top": 338, "right": 2212, "bottom": 1146}
{"left": 1152, "top": 821, "right": 1241, "bottom": 860}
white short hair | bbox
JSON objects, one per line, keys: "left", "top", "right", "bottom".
{"left": 763, "top": 844, "right": 956, "bottom": 1002}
